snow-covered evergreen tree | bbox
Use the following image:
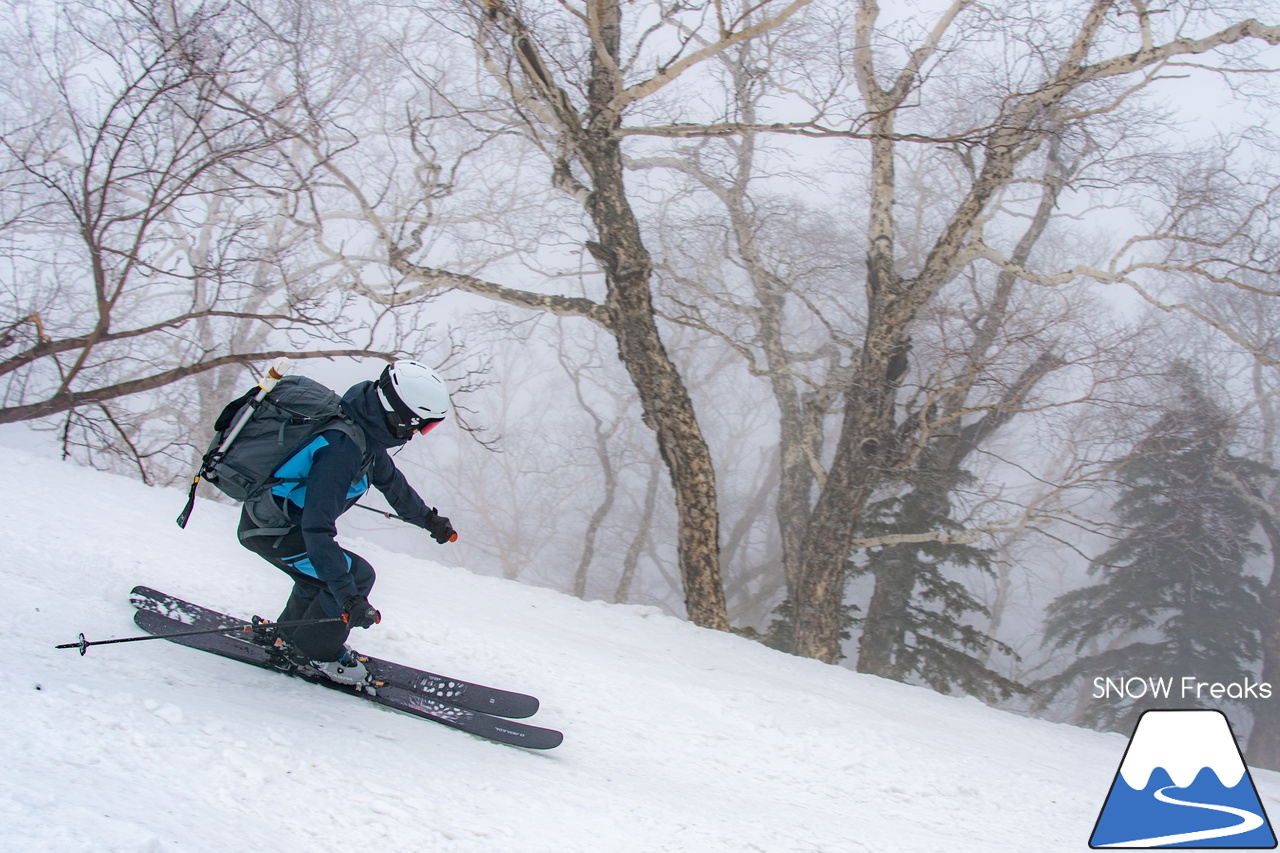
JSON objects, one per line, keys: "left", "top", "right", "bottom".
{"left": 1038, "top": 363, "right": 1266, "bottom": 732}
{"left": 853, "top": 478, "right": 1025, "bottom": 703}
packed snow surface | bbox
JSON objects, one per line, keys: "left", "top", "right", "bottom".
{"left": 4, "top": 446, "right": 1278, "bottom": 851}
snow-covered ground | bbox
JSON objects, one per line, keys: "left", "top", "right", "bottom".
{"left": 3, "top": 445, "right": 1276, "bottom": 852}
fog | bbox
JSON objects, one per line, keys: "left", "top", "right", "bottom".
{"left": 4, "top": 0, "right": 1280, "bottom": 764}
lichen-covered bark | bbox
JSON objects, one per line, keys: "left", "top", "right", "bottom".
{"left": 787, "top": 0, "right": 1253, "bottom": 663}
{"left": 474, "top": 0, "right": 731, "bottom": 629}
{"left": 578, "top": 133, "right": 729, "bottom": 629}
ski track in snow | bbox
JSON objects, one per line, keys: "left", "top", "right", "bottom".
{"left": 4, "top": 445, "right": 1280, "bottom": 851}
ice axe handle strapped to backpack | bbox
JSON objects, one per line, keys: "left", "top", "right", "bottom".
{"left": 175, "top": 357, "right": 292, "bottom": 529}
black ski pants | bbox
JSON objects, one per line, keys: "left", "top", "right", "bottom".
{"left": 237, "top": 508, "right": 375, "bottom": 662}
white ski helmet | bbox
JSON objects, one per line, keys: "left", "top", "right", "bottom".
{"left": 376, "top": 360, "right": 451, "bottom": 437}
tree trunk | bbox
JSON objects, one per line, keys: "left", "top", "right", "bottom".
{"left": 1248, "top": 514, "right": 1280, "bottom": 769}
{"left": 791, "top": 333, "right": 909, "bottom": 661}
{"left": 572, "top": 3, "right": 728, "bottom": 628}
{"left": 463, "top": 0, "right": 731, "bottom": 630}
{"left": 581, "top": 134, "right": 728, "bottom": 629}
{"left": 853, "top": 166, "right": 1065, "bottom": 675}
{"left": 615, "top": 457, "right": 661, "bottom": 604}
{"left": 857, "top": 547, "right": 913, "bottom": 675}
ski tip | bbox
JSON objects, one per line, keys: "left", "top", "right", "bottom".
{"left": 532, "top": 730, "right": 564, "bottom": 750}
{"left": 500, "top": 697, "right": 540, "bottom": 719}
{"left": 493, "top": 719, "right": 562, "bottom": 750}
{"left": 489, "top": 726, "right": 563, "bottom": 750}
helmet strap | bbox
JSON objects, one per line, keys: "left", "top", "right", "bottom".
{"left": 377, "top": 365, "right": 419, "bottom": 425}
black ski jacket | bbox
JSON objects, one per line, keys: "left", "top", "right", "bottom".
{"left": 266, "top": 380, "right": 433, "bottom": 605}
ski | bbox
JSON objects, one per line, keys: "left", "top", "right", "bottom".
{"left": 131, "top": 607, "right": 563, "bottom": 750}
{"left": 129, "top": 585, "right": 539, "bottom": 719}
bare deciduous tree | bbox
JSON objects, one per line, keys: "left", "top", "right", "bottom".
{"left": 0, "top": 0, "right": 391, "bottom": 463}
{"left": 199, "top": 0, "right": 822, "bottom": 630}
{"left": 780, "top": 0, "right": 1280, "bottom": 663}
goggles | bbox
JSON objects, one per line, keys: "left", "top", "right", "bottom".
{"left": 377, "top": 366, "right": 445, "bottom": 439}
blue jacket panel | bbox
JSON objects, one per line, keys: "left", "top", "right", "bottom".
{"left": 267, "top": 379, "right": 433, "bottom": 605}
{"left": 271, "top": 435, "right": 369, "bottom": 507}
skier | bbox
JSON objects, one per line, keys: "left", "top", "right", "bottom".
{"left": 236, "top": 360, "right": 457, "bottom": 687}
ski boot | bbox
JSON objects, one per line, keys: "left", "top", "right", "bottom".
{"left": 307, "top": 648, "right": 380, "bottom": 694}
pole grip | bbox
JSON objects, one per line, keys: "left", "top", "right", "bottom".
{"left": 216, "top": 358, "right": 293, "bottom": 455}
{"left": 259, "top": 356, "right": 292, "bottom": 392}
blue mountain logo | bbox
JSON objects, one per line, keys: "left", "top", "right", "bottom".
{"left": 1091, "top": 709, "right": 1276, "bottom": 848}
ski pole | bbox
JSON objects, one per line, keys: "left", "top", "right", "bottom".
{"left": 353, "top": 503, "right": 459, "bottom": 542}
{"left": 176, "top": 356, "right": 293, "bottom": 529}
{"left": 55, "top": 614, "right": 343, "bottom": 656}
{"left": 354, "top": 502, "right": 405, "bottom": 521}
{"left": 216, "top": 356, "right": 293, "bottom": 454}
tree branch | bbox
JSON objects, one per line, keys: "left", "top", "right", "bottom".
{"left": 390, "top": 255, "right": 612, "bottom": 327}
{"left": 0, "top": 349, "right": 393, "bottom": 425}
{"left": 605, "top": 0, "right": 819, "bottom": 118}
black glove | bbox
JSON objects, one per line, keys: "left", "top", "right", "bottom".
{"left": 421, "top": 507, "right": 457, "bottom": 544}
{"left": 342, "top": 595, "right": 381, "bottom": 629}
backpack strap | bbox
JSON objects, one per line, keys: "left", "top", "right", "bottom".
{"left": 328, "top": 416, "right": 368, "bottom": 461}
{"left": 238, "top": 417, "right": 371, "bottom": 541}
{"left": 238, "top": 491, "right": 296, "bottom": 543}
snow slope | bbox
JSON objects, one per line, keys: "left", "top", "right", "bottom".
{"left": 3, "top": 446, "right": 1277, "bottom": 852}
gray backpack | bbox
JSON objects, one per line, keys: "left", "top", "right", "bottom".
{"left": 176, "top": 375, "right": 366, "bottom": 528}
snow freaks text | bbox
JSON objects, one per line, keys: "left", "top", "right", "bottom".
{"left": 1093, "top": 677, "right": 1273, "bottom": 701}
